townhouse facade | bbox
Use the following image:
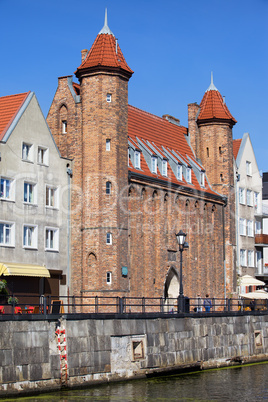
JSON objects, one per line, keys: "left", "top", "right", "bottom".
{"left": 0, "top": 91, "right": 71, "bottom": 302}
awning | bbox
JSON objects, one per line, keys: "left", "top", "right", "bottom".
{"left": 240, "top": 275, "right": 265, "bottom": 287}
{"left": 0, "top": 262, "right": 50, "bottom": 278}
{"left": 239, "top": 290, "right": 268, "bottom": 300}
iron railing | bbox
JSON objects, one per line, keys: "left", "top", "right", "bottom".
{"left": 1, "top": 294, "right": 268, "bottom": 316}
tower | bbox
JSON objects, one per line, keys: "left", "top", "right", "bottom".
{"left": 74, "top": 10, "right": 133, "bottom": 297}
{"left": 188, "top": 74, "right": 237, "bottom": 294}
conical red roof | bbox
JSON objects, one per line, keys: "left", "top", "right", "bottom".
{"left": 76, "top": 33, "right": 133, "bottom": 77}
{"left": 197, "top": 78, "right": 236, "bottom": 126}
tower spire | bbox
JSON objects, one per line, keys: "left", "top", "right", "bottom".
{"left": 99, "top": 8, "right": 114, "bottom": 36}
{"left": 206, "top": 71, "right": 218, "bottom": 92}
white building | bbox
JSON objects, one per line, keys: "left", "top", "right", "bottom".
{"left": 233, "top": 133, "right": 262, "bottom": 288}
{"left": 0, "top": 91, "right": 72, "bottom": 304}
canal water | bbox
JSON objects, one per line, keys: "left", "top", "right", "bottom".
{"left": 2, "top": 362, "right": 268, "bottom": 401}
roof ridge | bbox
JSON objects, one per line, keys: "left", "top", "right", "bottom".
{"left": 128, "top": 104, "right": 186, "bottom": 128}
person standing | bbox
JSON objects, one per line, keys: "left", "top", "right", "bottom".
{"left": 203, "top": 294, "right": 212, "bottom": 312}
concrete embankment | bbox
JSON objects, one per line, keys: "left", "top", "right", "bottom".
{"left": 0, "top": 312, "right": 268, "bottom": 396}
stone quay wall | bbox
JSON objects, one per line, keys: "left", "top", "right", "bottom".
{"left": 0, "top": 313, "right": 268, "bottom": 396}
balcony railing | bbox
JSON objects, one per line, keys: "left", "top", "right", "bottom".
{"left": 255, "top": 234, "right": 268, "bottom": 245}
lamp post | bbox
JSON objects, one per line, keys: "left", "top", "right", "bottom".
{"left": 176, "top": 230, "right": 189, "bottom": 313}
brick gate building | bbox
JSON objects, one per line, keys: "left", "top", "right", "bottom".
{"left": 47, "top": 12, "right": 236, "bottom": 302}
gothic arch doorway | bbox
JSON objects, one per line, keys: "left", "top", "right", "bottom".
{"left": 164, "top": 267, "right": 179, "bottom": 312}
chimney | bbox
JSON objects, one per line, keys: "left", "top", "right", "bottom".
{"left": 188, "top": 102, "right": 200, "bottom": 158}
{"left": 81, "top": 49, "right": 88, "bottom": 62}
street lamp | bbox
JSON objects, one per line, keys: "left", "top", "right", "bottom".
{"left": 176, "top": 230, "right": 189, "bottom": 313}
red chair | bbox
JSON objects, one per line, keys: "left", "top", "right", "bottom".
{"left": 27, "top": 306, "right": 34, "bottom": 314}
{"left": 0, "top": 306, "right": 5, "bottom": 314}
{"left": 14, "top": 306, "right": 22, "bottom": 314}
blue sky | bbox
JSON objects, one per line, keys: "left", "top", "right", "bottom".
{"left": 1, "top": 0, "right": 267, "bottom": 173}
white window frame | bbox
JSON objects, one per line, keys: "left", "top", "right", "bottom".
{"left": 106, "top": 94, "right": 112, "bottom": 103}
{"left": 239, "top": 218, "right": 246, "bottom": 236}
{"left": 248, "top": 250, "right": 254, "bottom": 267}
{"left": 106, "top": 139, "right": 111, "bottom": 151}
{"left": 106, "top": 271, "right": 112, "bottom": 284}
{"left": 0, "top": 177, "right": 14, "bottom": 200}
{"left": 254, "top": 192, "right": 260, "bottom": 213}
{"left": 239, "top": 187, "right": 245, "bottom": 205}
{"left": 247, "top": 189, "right": 253, "bottom": 206}
{"left": 177, "top": 165, "right": 182, "bottom": 181}
{"left": 0, "top": 221, "right": 15, "bottom": 247}
{"left": 45, "top": 186, "right": 58, "bottom": 209}
{"left": 186, "top": 167, "right": 191, "bottom": 183}
{"left": 22, "top": 142, "right": 33, "bottom": 162}
{"left": 162, "top": 160, "right": 167, "bottom": 176}
{"left": 255, "top": 220, "right": 262, "bottom": 235}
{"left": 106, "top": 232, "right": 112, "bottom": 245}
{"left": 37, "top": 146, "right": 49, "bottom": 165}
{"left": 23, "top": 225, "right": 38, "bottom": 249}
{"left": 45, "top": 227, "right": 59, "bottom": 251}
{"left": 200, "top": 172, "right": 205, "bottom": 187}
{"left": 134, "top": 151, "right": 141, "bottom": 169}
{"left": 24, "top": 182, "right": 36, "bottom": 204}
{"left": 247, "top": 220, "right": 254, "bottom": 237}
{"left": 246, "top": 161, "right": 252, "bottom": 176}
{"left": 240, "top": 249, "right": 247, "bottom": 266}
{"left": 151, "top": 156, "right": 157, "bottom": 174}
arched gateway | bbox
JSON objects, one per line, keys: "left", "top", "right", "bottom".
{"left": 164, "top": 267, "right": 180, "bottom": 312}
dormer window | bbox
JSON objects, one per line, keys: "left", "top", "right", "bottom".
{"left": 200, "top": 172, "right": 205, "bottom": 187}
{"left": 186, "top": 167, "right": 191, "bottom": 183}
{"left": 107, "top": 94, "right": 112, "bottom": 103}
{"left": 151, "top": 156, "right": 157, "bottom": 174}
{"left": 134, "top": 151, "right": 141, "bottom": 169}
{"left": 162, "top": 160, "right": 167, "bottom": 176}
{"left": 177, "top": 165, "right": 182, "bottom": 181}
{"left": 246, "top": 161, "right": 252, "bottom": 176}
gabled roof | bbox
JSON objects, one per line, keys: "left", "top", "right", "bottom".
{"left": 75, "top": 10, "right": 133, "bottom": 79}
{"left": 233, "top": 138, "right": 242, "bottom": 160}
{"left": 0, "top": 92, "right": 30, "bottom": 141}
{"left": 197, "top": 76, "right": 236, "bottom": 126}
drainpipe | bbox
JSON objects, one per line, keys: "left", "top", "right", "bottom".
{"left": 66, "top": 165, "right": 73, "bottom": 309}
{"left": 222, "top": 196, "right": 227, "bottom": 300}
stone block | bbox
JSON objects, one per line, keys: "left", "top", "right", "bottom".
{"left": 0, "top": 350, "right": 12, "bottom": 366}
{"left": 29, "top": 363, "right": 43, "bottom": 381}
{"left": 2, "top": 366, "right": 16, "bottom": 383}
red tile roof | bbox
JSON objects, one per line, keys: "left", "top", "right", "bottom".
{"left": 0, "top": 92, "right": 30, "bottom": 141}
{"left": 198, "top": 89, "right": 237, "bottom": 125}
{"left": 128, "top": 105, "right": 217, "bottom": 195}
{"left": 233, "top": 138, "right": 242, "bottom": 159}
{"left": 75, "top": 34, "right": 133, "bottom": 78}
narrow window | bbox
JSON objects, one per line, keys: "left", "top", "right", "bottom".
{"left": 0, "top": 178, "right": 13, "bottom": 200}
{"left": 106, "top": 181, "right": 111, "bottom": 195}
{"left": 24, "top": 182, "right": 35, "bottom": 204}
{"left": 106, "top": 139, "right": 111, "bottom": 151}
{"left": 246, "top": 161, "right": 252, "bottom": 176}
{"left": 177, "top": 165, "right": 182, "bottom": 181}
{"left": 247, "top": 220, "right": 254, "bottom": 237}
{"left": 106, "top": 272, "right": 112, "bottom": 284}
{"left": 107, "top": 94, "right": 112, "bottom": 103}
{"left": 134, "top": 151, "right": 141, "bottom": 169}
{"left": 162, "top": 160, "right": 167, "bottom": 176}
{"left": 239, "top": 188, "right": 245, "bottom": 204}
{"left": 45, "top": 228, "right": 59, "bottom": 251}
{"left": 200, "top": 172, "right": 205, "bottom": 187}
{"left": 62, "top": 120, "right": 67, "bottom": 133}
{"left": 106, "top": 232, "right": 112, "bottom": 245}
{"left": 239, "top": 218, "right": 246, "bottom": 236}
{"left": 0, "top": 222, "right": 14, "bottom": 246}
{"left": 151, "top": 156, "right": 157, "bottom": 174}
{"left": 206, "top": 147, "right": 209, "bottom": 157}
{"left": 248, "top": 250, "right": 254, "bottom": 267}
{"left": 220, "top": 173, "right": 223, "bottom": 182}
{"left": 186, "top": 167, "right": 191, "bottom": 183}
{"left": 46, "top": 186, "right": 58, "bottom": 208}
{"left": 219, "top": 146, "right": 222, "bottom": 155}
{"left": 22, "top": 143, "right": 32, "bottom": 161}
{"left": 247, "top": 190, "right": 253, "bottom": 206}
{"left": 23, "top": 225, "right": 37, "bottom": 248}
{"left": 38, "top": 147, "right": 48, "bottom": 165}
{"left": 240, "top": 249, "right": 247, "bottom": 266}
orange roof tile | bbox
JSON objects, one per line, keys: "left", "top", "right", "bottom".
{"left": 128, "top": 105, "right": 217, "bottom": 195}
{"left": 75, "top": 33, "right": 133, "bottom": 78}
{"left": 0, "top": 92, "right": 30, "bottom": 141}
{"left": 198, "top": 89, "right": 237, "bottom": 125}
{"left": 233, "top": 138, "right": 242, "bottom": 159}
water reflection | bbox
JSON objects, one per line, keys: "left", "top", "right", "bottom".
{"left": 2, "top": 362, "right": 268, "bottom": 401}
